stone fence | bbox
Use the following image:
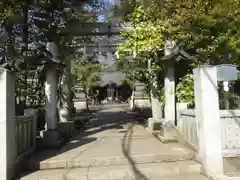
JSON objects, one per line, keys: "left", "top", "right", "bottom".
{"left": 15, "top": 114, "right": 36, "bottom": 163}
{"left": 177, "top": 109, "right": 240, "bottom": 157}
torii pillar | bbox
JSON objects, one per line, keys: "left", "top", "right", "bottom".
{"left": 41, "top": 42, "right": 63, "bottom": 146}
{"left": 42, "top": 62, "right": 62, "bottom": 147}
{"left": 58, "top": 57, "right": 75, "bottom": 136}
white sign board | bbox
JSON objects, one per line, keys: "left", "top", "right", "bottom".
{"left": 217, "top": 64, "right": 237, "bottom": 81}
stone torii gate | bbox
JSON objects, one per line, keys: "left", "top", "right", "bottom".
{"left": 68, "top": 23, "right": 197, "bottom": 137}
{"left": 68, "top": 21, "right": 126, "bottom": 107}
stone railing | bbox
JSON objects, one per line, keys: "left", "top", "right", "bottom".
{"left": 15, "top": 114, "right": 36, "bottom": 162}
{"left": 220, "top": 110, "right": 240, "bottom": 157}
{"left": 177, "top": 109, "right": 240, "bottom": 157}
{"left": 177, "top": 109, "right": 199, "bottom": 151}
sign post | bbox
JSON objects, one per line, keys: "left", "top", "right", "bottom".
{"left": 216, "top": 64, "right": 237, "bottom": 109}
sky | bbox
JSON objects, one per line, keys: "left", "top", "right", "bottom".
{"left": 93, "top": 0, "right": 124, "bottom": 85}
{"left": 97, "top": 0, "right": 119, "bottom": 22}
{"left": 97, "top": 15, "right": 104, "bottom": 22}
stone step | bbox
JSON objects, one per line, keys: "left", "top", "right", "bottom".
{"left": 19, "top": 161, "right": 205, "bottom": 180}
{"left": 27, "top": 150, "right": 195, "bottom": 170}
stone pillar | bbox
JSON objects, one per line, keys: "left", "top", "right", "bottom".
{"left": 0, "top": 68, "right": 16, "bottom": 180}
{"left": 74, "top": 85, "right": 87, "bottom": 111}
{"left": 151, "top": 90, "right": 162, "bottom": 120}
{"left": 130, "top": 86, "right": 135, "bottom": 110}
{"left": 58, "top": 59, "right": 75, "bottom": 136}
{"left": 164, "top": 65, "right": 175, "bottom": 125}
{"left": 45, "top": 65, "right": 58, "bottom": 129}
{"left": 42, "top": 64, "right": 62, "bottom": 147}
{"left": 164, "top": 40, "right": 176, "bottom": 126}
{"left": 193, "top": 66, "right": 223, "bottom": 174}
{"left": 59, "top": 59, "right": 71, "bottom": 122}
{"left": 148, "top": 92, "right": 163, "bottom": 132}
{"left": 116, "top": 89, "right": 119, "bottom": 101}
{"left": 149, "top": 59, "right": 162, "bottom": 120}
{"left": 148, "top": 74, "right": 163, "bottom": 132}
{"left": 176, "top": 102, "right": 188, "bottom": 123}
{"left": 73, "top": 46, "right": 87, "bottom": 111}
{"left": 134, "top": 82, "right": 150, "bottom": 109}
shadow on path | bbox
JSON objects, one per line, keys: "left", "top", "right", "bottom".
{"left": 19, "top": 106, "right": 151, "bottom": 179}
{"left": 122, "top": 123, "right": 149, "bottom": 180}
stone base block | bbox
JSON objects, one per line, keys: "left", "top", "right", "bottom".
{"left": 134, "top": 99, "right": 151, "bottom": 109}
{"left": 57, "top": 121, "right": 75, "bottom": 137}
{"left": 147, "top": 117, "right": 162, "bottom": 132}
{"left": 158, "top": 125, "right": 178, "bottom": 143}
{"left": 74, "top": 101, "right": 86, "bottom": 110}
{"left": 204, "top": 173, "right": 228, "bottom": 180}
{"left": 40, "top": 130, "right": 63, "bottom": 148}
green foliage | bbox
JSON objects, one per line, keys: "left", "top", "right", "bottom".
{"left": 176, "top": 74, "right": 194, "bottom": 104}
{"left": 71, "top": 55, "right": 102, "bottom": 94}
{"left": 113, "top": 0, "right": 240, "bottom": 106}
{"left": 114, "top": 4, "right": 169, "bottom": 101}
{"left": 115, "top": 5, "right": 167, "bottom": 59}
{"left": 115, "top": 0, "right": 240, "bottom": 64}
{"left": 0, "top": 0, "right": 27, "bottom": 20}
{"left": 166, "top": 0, "right": 240, "bottom": 64}
{"left": 0, "top": 0, "right": 103, "bottom": 114}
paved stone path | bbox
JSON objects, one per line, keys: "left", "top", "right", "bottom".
{"left": 19, "top": 106, "right": 208, "bottom": 180}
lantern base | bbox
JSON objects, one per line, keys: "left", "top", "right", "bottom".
{"left": 40, "top": 130, "right": 63, "bottom": 148}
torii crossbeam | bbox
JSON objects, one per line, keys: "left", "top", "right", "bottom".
{"left": 68, "top": 21, "right": 126, "bottom": 36}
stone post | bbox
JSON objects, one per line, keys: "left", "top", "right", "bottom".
{"left": 74, "top": 46, "right": 87, "bottom": 111}
{"left": 176, "top": 102, "right": 188, "bottom": 124}
{"left": 58, "top": 58, "right": 75, "bottom": 136}
{"left": 148, "top": 92, "right": 163, "bottom": 132}
{"left": 59, "top": 59, "right": 71, "bottom": 122}
{"left": 130, "top": 86, "right": 135, "bottom": 110}
{"left": 147, "top": 58, "right": 163, "bottom": 131}
{"left": 0, "top": 68, "right": 16, "bottom": 180}
{"left": 163, "top": 40, "right": 176, "bottom": 126}
{"left": 193, "top": 66, "right": 223, "bottom": 174}
{"left": 164, "top": 65, "right": 175, "bottom": 125}
{"left": 151, "top": 92, "right": 162, "bottom": 119}
{"left": 134, "top": 82, "right": 150, "bottom": 110}
{"left": 74, "top": 85, "right": 87, "bottom": 111}
{"left": 148, "top": 59, "right": 162, "bottom": 120}
{"left": 42, "top": 64, "right": 62, "bottom": 147}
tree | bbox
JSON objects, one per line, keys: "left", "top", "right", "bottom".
{"left": 114, "top": 4, "right": 166, "bottom": 100}
{"left": 112, "top": 0, "right": 240, "bottom": 103}
{"left": 0, "top": 0, "right": 110, "bottom": 118}
{"left": 71, "top": 55, "right": 102, "bottom": 111}
{"left": 165, "top": 0, "right": 240, "bottom": 64}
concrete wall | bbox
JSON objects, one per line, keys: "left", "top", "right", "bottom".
{"left": 16, "top": 114, "right": 37, "bottom": 163}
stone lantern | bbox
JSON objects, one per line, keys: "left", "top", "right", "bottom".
{"left": 160, "top": 44, "right": 196, "bottom": 139}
